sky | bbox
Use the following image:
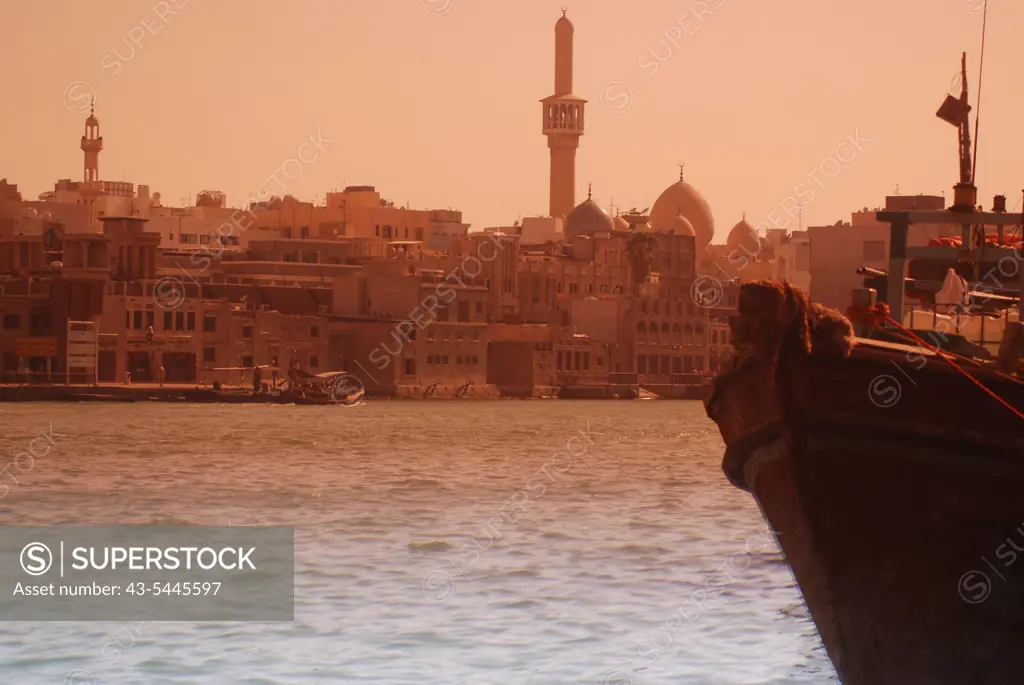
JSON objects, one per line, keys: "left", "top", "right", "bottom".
{"left": 2, "top": 0, "right": 1023, "bottom": 241}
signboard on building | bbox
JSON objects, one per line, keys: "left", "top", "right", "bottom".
{"left": 67, "top": 321, "right": 99, "bottom": 384}
{"left": 14, "top": 337, "right": 57, "bottom": 358}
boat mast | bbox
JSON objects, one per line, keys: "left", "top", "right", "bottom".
{"left": 958, "top": 53, "right": 972, "bottom": 187}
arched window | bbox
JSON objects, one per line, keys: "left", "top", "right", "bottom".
{"left": 660, "top": 323, "right": 669, "bottom": 335}
{"left": 637, "top": 322, "right": 647, "bottom": 334}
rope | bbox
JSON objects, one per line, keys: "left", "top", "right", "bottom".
{"left": 877, "top": 306, "right": 1024, "bottom": 421}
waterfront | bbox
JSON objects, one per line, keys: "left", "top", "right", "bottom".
{"left": 0, "top": 401, "right": 835, "bottom": 684}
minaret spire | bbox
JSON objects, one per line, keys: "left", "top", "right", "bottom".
{"left": 542, "top": 11, "right": 586, "bottom": 218}
{"left": 679, "top": 162, "right": 685, "bottom": 182}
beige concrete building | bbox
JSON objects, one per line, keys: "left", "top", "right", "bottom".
{"left": 809, "top": 194, "right": 952, "bottom": 309}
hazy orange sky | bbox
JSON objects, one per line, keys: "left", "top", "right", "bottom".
{"left": 2, "top": 0, "right": 1022, "bottom": 240}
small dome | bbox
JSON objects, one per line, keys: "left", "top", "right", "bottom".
{"left": 667, "top": 214, "right": 696, "bottom": 236}
{"left": 556, "top": 11, "right": 573, "bottom": 31}
{"left": 726, "top": 217, "right": 759, "bottom": 252}
{"left": 565, "top": 195, "right": 614, "bottom": 239}
{"left": 613, "top": 215, "right": 630, "bottom": 231}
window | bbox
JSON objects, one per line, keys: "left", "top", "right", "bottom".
{"left": 200, "top": 235, "right": 211, "bottom": 245}
{"left": 863, "top": 240, "right": 887, "bottom": 263}
{"left": 175, "top": 311, "right": 184, "bottom": 331}
{"left": 164, "top": 311, "right": 173, "bottom": 330}
{"left": 146, "top": 311, "right": 155, "bottom": 329}
{"left": 310, "top": 355, "right": 318, "bottom": 368}
{"left": 133, "top": 311, "right": 143, "bottom": 330}
{"left": 180, "top": 234, "right": 198, "bottom": 244}
{"left": 2, "top": 314, "right": 20, "bottom": 330}
{"left": 187, "top": 312, "right": 196, "bottom": 331}
{"left": 442, "top": 356, "right": 449, "bottom": 365}
{"left": 242, "top": 355, "right": 253, "bottom": 367}
{"left": 475, "top": 302, "right": 483, "bottom": 315}
{"left": 310, "top": 325, "right": 319, "bottom": 338}
{"left": 203, "top": 347, "right": 215, "bottom": 363}
{"left": 456, "top": 355, "right": 463, "bottom": 365}
{"left": 204, "top": 315, "right": 217, "bottom": 333}
{"left": 796, "top": 243, "right": 810, "bottom": 271}
{"left": 29, "top": 312, "right": 52, "bottom": 335}
{"left": 242, "top": 326, "right": 252, "bottom": 338}
{"left": 427, "top": 355, "right": 434, "bottom": 365}
{"left": 404, "top": 358, "right": 416, "bottom": 375}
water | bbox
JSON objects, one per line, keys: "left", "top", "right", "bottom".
{"left": 0, "top": 401, "right": 837, "bottom": 684}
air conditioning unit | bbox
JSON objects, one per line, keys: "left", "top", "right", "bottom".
{"left": 260, "top": 304, "right": 271, "bottom": 312}
{"left": 317, "top": 304, "right": 329, "bottom": 314}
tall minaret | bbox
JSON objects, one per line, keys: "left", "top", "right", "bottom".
{"left": 80, "top": 99, "right": 103, "bottom": 227}
{"left": 541, "top": 10, "right": 586, "bottom": 219}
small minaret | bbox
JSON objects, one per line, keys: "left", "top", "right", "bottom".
{"left": 81, "top": 98, "right": 103, "bottom": 185}
{"left": 541, "top": 9, "right": 586, "bottom": 219}
{"left": 80, "top": 99, "right": 103, "bottom": 227}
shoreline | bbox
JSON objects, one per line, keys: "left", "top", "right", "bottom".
{"left": 0, "top": 383, "right": 707, "bottom": 403}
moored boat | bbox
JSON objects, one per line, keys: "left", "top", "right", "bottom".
{"left": 705, "top": 276, "right": 1023, "bottom": 684}
{"left": 704, "top": 43, "right": 1024, "bottom": 683}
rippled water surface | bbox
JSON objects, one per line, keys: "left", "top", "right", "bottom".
{"left": 0, "top": 401, "right": 837, "bottom": 684}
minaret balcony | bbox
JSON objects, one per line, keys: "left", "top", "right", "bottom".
{"left": 543, "top": 124, "right": 584, "bottom": 136}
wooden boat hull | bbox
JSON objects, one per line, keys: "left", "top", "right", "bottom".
{"left": 706, "top": 281, "right": 1024, "bottom": 685}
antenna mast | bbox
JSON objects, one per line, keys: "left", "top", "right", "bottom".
{"left": 970, "top": 0, "right": 989, "bottom": 185}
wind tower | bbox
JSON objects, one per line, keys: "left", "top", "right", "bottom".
{"left": 80, "top": 99, "right": 103, "bottom": 227}
{"left": 541, "top": 9, "right": 586, "bottom": 219}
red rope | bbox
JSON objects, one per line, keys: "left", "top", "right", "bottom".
{"left": 878, "top": 309, "right": 1024, "bottom": 422}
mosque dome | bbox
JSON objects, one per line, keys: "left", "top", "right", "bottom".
{"left": 556, "top": 11, "right": 573, "bottom": 32}
{"left": 726, "top": 216, "right": 759, "bottom": 253}
{"left": 613, "top": 215, "right": 630, "bottom": 231}
{"left": 667, "top": 214, "right": 696, "bottom": 237}
{"left": 648, "top": 169, "right": 714, "bottom": 247}
{"left": 565, "top": 187, "right": 614, "bottom": 239}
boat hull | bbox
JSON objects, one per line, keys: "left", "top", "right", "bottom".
{"left": 706, "top": 281, "right": 1024, "bottom": 684}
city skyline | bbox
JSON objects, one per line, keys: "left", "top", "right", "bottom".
{"left": 2, "top": 0, "right": 1021, "bottom": 236}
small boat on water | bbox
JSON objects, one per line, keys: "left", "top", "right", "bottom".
{"left": 704, "top": 47, "right": 1024, "bottom": 684}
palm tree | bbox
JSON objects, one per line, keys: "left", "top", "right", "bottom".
{"left": 626, "top": 231, "right": 659, "bottom": 284}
